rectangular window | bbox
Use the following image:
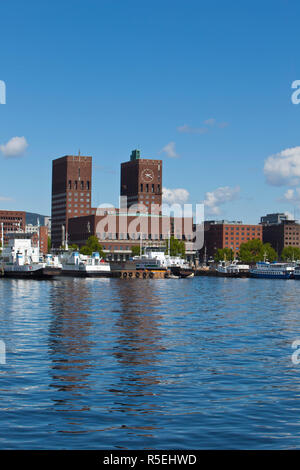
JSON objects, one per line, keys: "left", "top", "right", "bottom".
{"left": 74, "top": 181, "right": 78, "bottom": 190}
{"left": 81, "top": 181, "right": 84, "bottom": 190}
{"left": 140, "top": 183, "right": 143, "bottom": 192}
{"left": 68, "top": 180, "right": 72, "bottom": 189}
{"left": 87, "top": 181, "right": 90, "bottom": 190}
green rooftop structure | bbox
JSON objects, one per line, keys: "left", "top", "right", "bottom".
{"left": 130, "top": 149, "right": 140, "bottom": 161}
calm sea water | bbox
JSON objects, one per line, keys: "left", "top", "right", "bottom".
{"left": 1, "top": 276, "right": 300, "bottom": 449}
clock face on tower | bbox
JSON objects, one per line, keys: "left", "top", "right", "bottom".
{"left": 141, "top": 168, "right": 154, "bottom": 182}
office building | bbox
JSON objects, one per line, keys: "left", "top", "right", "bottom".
{"left": 0, "top": 210, "right": 26, "bottom": 246}
{"left": 262, "top": 219, "right": 300, "bottom": 255}
{"left": 201, "top": 220, "right": 263, "bottom": 260}
{"left": 260, "top": 213, "right": 289, "bottom": 225}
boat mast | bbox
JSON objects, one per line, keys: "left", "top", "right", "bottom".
{"left": 1, "top": 222, "right": 3, "bottom": 253}
{"left": 37, "top": 217, "right": 40, "bottom": 253}
{"left": 65, "top": 228, "right": 68, "bottom": 251}
{"left": 203, "top": 244, "right": 207, "bottom": 264}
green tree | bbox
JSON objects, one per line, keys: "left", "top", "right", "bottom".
{"left": 80, "top": 236, "right": 104, "bottom": 257}
{"left": 131, "top": 245, "right": 141, "bottom": 256}
{"left": 47, "top": 237, "right": 51, "bottom": 253}
{"left": 238, "top": 239, "right": 277, "bottom": 263}
{"left": 68, "top": 243, "right": 79, "bottom": 251}
{"left": 281, "top": 246, "right": 300, "bottom": 262}
{"left": 166, "top": 236, "right": 186, "bottom": 257}
{"left": 214, "top": 248, "right": 234, "bottom": 262}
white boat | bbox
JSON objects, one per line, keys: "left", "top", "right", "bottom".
{"left": 250, "top": 262, "right": 294, "bottom": 279}
{"left": 292, "top": 264, "right": 300, "bottom": 279}
{"left": 217, "top": 260, "right": 250, "bottom": 277}
{"left": 133, "top": 248, "right": 194, "bottom": 278}
{"left": 60, "top": 251, "right": 111, "bottom": 277}
{"left": 1, "top": 235, "right": 61, "bottom": 278}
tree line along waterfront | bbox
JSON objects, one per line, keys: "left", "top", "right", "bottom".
{"left": 214, "top": 239, "right": 300, "bottom": 264}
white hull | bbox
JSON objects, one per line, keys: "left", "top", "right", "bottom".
{"left": 3, "top": 263, "right": 61, "bottom": 278}
{"left": 61, "top": 264, "right": 111, "bottom": 277}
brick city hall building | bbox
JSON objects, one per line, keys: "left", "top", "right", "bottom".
{"left": 120, "top": 149, "right": 162, "bottom": 210}
{"left": 51, "top": 155, "right": 95, "bottom": 248}
{"left": 51, "top": 150, "right": 196, "bottom": 261}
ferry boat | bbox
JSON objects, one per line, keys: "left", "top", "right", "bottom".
{"left": 250, "top": 262, "right": 294, "bottom": 279}
{"left": 293, "top": 265, "right": 300, "bottom": 280}
{"left": 217, "top": 260, "right": 250, "bottom": 277}
{"left": 60, "top": 251, "right": 111, "bottom": 277}
{"left": 133, "top": 248, "right": 194, "bottom": 278}
{"left": 1, "top": 235, "right": 62, "bottom": 279}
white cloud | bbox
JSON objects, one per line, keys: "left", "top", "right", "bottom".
{"left": 284, "top": 188, "right": 300, "bottom": 201}
{"left": 281, "top": 188, "right": 300, "bottom": 204}
{"left": 161, "top": 141, "right": 178, "bottom": 158}
{"left": 264, "top": 146, "right": 300, "bottom": 186}
{"left": 203, "top": 118, "right": 216, "bottom": 126}
{"left": 0, "top": 196, "right": 12, "bottom": 201}
{"left": 177, "top": 118, "right": 229, "bottom": 135}
{"left": 218, "top": 122, "right": 229, "bottom": 128}
{"left": 0, "top": 136, "right": 28, "bottom": 158}
{"left": 285, "top": 211, "right": 295, "bottom": 220}
{"left": 203, "top": 186, "right": 240, "bottom": 215}
{"left": 162, "top": 187, "right": 189, "bottom": 204}
{"left": 177, "top": 124, "right": 208, "bottom": 135}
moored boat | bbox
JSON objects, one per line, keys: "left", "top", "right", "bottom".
{"left": 293, "top": 265, "right": 300, "bottom": 279}
{"left": 60, "top": 251, "right": 111, "bottom": 277}
{"left": 1, "top": 235, "right": 61, "bottom": 279}
{"left": 133, "top": 248, "right": 194, "bottom": 278}
{"left": 250, "top": 262, "right": 294, "bottom": 279}
{"left": 216, "top": 260, "right": 250, "bottom": 278}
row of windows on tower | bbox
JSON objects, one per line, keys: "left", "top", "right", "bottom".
{"left": 140, "top": 184, "right": 160, "bottom": 193}
{"left": 68, "top": 180, "right": 90, "bottom": 190}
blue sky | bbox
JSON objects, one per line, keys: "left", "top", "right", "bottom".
{"left": 1, "top": 0, "right": 300, "bottom": 223}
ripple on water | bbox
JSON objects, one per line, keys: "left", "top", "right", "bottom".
{"left": 0, "top": 277, "right": 300, "bottom": 448}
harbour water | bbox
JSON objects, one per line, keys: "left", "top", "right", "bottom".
{"left": 1, "top": 276, "right": 300, "bottom": 449}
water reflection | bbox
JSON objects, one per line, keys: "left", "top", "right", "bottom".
{"left": 4, "top": 277, "right": 300, "bottom": 448}
{"left": 48, "top": 279, "right": 93, "bottom": 407}
{"left": 108, "top": 281, "right": 166, "bottom": 438}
